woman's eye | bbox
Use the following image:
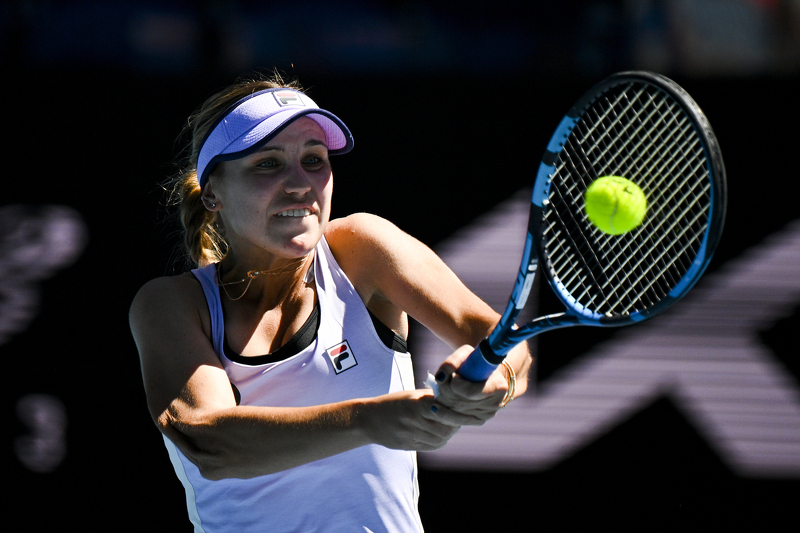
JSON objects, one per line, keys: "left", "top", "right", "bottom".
{"left": 303, "top": 156, "right": 326, "bottom": 167}
{"left": 256, "top": 159, "right": 278, "bottom": 169}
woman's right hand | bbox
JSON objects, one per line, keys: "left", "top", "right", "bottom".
{"left": 358, "top": 389, "right": 475, "bottom": 452}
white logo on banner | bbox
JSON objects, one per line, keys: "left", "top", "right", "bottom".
{"left": 2, "top": 205, "right": 87, "bottom": 473}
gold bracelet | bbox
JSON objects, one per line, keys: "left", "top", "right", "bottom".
{"left": 500, "top": 360, "right": 516, "bottom": 407}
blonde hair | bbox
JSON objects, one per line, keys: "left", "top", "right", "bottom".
{"left": 168, "top": 72, "right": 303, "bottom": 268}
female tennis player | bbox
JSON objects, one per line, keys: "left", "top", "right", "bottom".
{"left": 129, "top": 73, "right": 531, "bottom": 533}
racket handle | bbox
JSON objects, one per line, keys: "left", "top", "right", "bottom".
{"left": 458, "top": 339, "right": 504, "bottom": 382}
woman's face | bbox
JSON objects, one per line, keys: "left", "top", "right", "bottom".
{"left": 203, "top": 117, "right": 333, "bottom": 262}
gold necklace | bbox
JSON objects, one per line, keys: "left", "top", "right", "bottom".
{"left": 214, "top": 255, "right": 310, "bottom": 301}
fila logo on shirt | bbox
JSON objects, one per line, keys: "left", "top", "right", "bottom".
{"left": 326, "top": 340, "right": 357, "bottom": 374}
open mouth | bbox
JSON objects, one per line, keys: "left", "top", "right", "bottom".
{"left": 277, "top": 208, "right": 312, "bottom": 218}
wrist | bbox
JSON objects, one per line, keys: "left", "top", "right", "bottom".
{"left": 500, "top": 360, "right": 516, "bottom": 407}
{"left": 350, "top": 396, "right": 384, "bottom": 447}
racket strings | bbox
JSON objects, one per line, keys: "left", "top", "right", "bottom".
{"left": 543, "top": 81, "right": 712, "bottom": 317}
{"left": 587, "top": 138, "right": 707, "bottom": 308}
{"left": 587, "top": 89, "right": 709, "bottom": 310}
{"left": 595, "top": 105, "right": 707, "bottom": 294}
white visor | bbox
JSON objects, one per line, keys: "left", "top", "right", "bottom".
{"left": 196, "top": 88, "right": 353, "bottom": 189}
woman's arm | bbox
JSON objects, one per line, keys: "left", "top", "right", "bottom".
{"left": 325, "top": 213, "right": 532, "bottom": 418}
{"left": 129, "top": 275, "right": 472, "bottom": 480}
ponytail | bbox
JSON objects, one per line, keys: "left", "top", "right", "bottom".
{"left": 171, "top": 171, "right": 226, "bottom": 268}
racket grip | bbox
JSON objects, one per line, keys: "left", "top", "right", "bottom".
{"left": 458, "top": 339, "right": 504, "bottom": 382}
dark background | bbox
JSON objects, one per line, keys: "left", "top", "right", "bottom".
{"left": 5, "top": 1, "right": 799, "bottom": 530}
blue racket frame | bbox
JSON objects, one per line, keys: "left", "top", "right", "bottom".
{"left": 458, "top": 71, "right": 727, "bottom": 382}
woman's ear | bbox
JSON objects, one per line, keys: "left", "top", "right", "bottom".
{"left": 201, "top": 180, "right": 221, "bottom": 212}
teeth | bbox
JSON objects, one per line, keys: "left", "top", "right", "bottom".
{"left": 277, "top": 208, "right": 311, "bottom": 217}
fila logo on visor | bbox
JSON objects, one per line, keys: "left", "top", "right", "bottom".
{"left": 275, "top": 91, "right": 306, "bottom": 107}
{"left": 326, "top": 340, "right": 357, "bottom": 374}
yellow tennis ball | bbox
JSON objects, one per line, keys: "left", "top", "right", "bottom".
{"left": 584, "top": 176, "right": 647, "bottom": 235}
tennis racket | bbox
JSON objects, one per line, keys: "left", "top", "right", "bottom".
{"left": 458, "top": 70, "right": 727, "bottom": 382}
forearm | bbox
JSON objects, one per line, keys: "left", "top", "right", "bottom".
{"left": 164, "top": 389, "right": 465, "bottom": 480}
{"left": 165, "top": 399, "right": 372, "bottom": 480}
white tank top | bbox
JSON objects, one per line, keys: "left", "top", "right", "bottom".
{"left": 163, "top": 237, "right": 423, "bottom": 532}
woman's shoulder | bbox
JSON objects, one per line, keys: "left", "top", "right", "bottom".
{"left": 324, "top": 213, "right": 435, "bottom": 295}
{"left": 325, "top": 213, "right": 403, "bottom": 250}
{"left": 324, "top": 214, "right": 400, "bottom": 296}
{"left": 130, "top": 272, "right": 206, "bottom": 323}
{"left": 134, "top": 271, "right": 202, "bottom": 296}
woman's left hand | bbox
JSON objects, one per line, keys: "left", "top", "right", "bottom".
{"left": 430, "top": 345, "right": 512, "bottom": 425}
